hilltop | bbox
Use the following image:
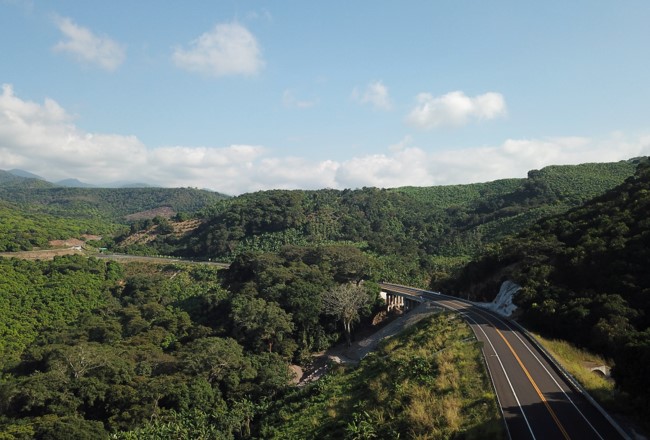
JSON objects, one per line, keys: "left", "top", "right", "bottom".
{"left": 112, "top": 159, "right": 639, "bottom": 286}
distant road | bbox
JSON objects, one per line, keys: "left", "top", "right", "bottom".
{"left": 95, "top": 252, "right": 229, "bottom": 267}
{"left": 379, "top": 283, "right": 629, "bottom": 440}
{"left": 0, "top": 248, "right": 86, "bottom": 260}
{"left": 0, "top": 249, "right": 229, "bottom": 268}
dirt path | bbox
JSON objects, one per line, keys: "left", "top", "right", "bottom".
{"left": 297, "top": 301, "right": 441, "bottom": 385}
{"left": 0, "top": 248, "right": 85, "bottom": 260}
{"left": 0, "top": 249, "right": 228, "bottom": 267}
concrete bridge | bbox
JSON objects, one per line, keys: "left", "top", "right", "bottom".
{"left": 379, "top": 287, "right": 425, "bottom": 312}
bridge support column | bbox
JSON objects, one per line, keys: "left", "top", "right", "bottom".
{"left": 385, "top": 292, "right": 393, "bottom": 311}
{"left": 382, "top": 290, "right": 422, "bottom": 313}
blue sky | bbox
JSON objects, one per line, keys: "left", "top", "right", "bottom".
{"left": 1, "top": 0, "right": 649, "bottom": 194}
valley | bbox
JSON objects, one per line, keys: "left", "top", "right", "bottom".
{"left": 0, "top": 158, "right": 648, "bottom": 439}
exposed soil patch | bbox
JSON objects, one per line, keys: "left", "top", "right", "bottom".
{"left": 49, "top": 238, "right": 86, "bottom": 248}
{"left": 81, "top": 234, "right": 103, "bottom": 241}
{"left": 173, "top": 219, "right": 202, "bottom": 234}
{"left": 118, "top": 219, "right": 202, "bottom": 247}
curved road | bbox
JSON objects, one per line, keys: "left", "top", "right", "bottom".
{"left": 379, "top": 283, "right": 628, "bottom": 440}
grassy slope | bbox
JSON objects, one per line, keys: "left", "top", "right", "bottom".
{"left": 258, "top": 312, "right": 504, "bottom": 440}
{"left": 531, "top": 333, "right": 616, "bottom": 406}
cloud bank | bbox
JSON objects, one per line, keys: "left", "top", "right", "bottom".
{"left": 1, "top": 84, "right": 648, "bottom": 194}
{"left": 406, "top": 91, "right": 506, "bottom": 129}
{"left": 172, "top": 22, "right": 264, "bottom": 77}
{"left": 53, "top": 16, "right": 125, "bottom": 71}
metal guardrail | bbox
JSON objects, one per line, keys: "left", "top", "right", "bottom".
{"left": 508, "top": 319, "right": 632, "bottom": 440}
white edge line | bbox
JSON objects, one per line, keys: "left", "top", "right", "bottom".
{"left": 484, "top": 310, "right": 605, "bottom": 440}
{"left": 452, "top": 306, "right": 536, "bottom": 440}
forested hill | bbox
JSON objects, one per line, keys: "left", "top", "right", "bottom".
{"left": 0, "top": 170, "right": 53, "bottom": 189}
{"left": 0, "top": 175, "right": 229, "bottom": 252}
{"left": 0, "top": 185, "right": 229, "bottom": 221}
{"left": 168, "top": 160, "right": 638, "bottom": 264}
{"left": 445, "top": 159, "right": 650, "bottom": 423}
{"left": 0, "top": 200, "right": 119, "bottom": 251}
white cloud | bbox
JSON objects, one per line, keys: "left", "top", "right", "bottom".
{"left": 282, "top": 89, "right": 317, "bottom": 109}
{"left": 52, "top": 16, "right": 125, "bottom": 71}
{"left": 336, "top": 147, "right": 433, "bottom": 188}
{"left": 352, "top": 81, "right": 392, "bottom": 110}
{"left": 334, "top": 135, "right": 650, "bottom": 188}
{"left": 1, "top": 84, "right": 648, "bottom": 194}
{"left": 172, "top": 22, "right": 264, "bottom": 77}
{"left": 406, "top": 91, "right": 506, "bottom": 129}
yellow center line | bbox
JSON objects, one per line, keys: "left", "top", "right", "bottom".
{"left": 495, "top": 327, "right": 571, "bottom": 440}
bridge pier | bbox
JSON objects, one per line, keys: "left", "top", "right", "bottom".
{"left": 380, "top": 290, "right": 422, "bottom": 313}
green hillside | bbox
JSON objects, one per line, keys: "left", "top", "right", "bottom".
{"left": 0, "top": 170, "right": 53, "bottom": 189}
{"left": 0, "top": 158, "right": 647, "bottom": 438}
{"left": 445, "top": 159, "right": 650, "bottom": 426}
{"left": 0, "top": 186, "right": 229, "bottom": 221}
{"left": 0, "top": 182, "right": 229, "bottom": 251}
{"left": 0, "top": 201, "right": 119, "bottom": 251}
{"left": 143, "top": 160, "right": 638, "bottom": 271}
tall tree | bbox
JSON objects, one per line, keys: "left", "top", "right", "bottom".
{"left": 230, "top": 296, "right": 294, "bottom": 354}
{"left": 322, "top": 283, "right": 371, "bottom": 347}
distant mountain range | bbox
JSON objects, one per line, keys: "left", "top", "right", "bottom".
{"left": 7, "top": 169, "right": 44, "bottom": 180}
{"left": 3, "top": 169, "right": 154, "bottom": 189}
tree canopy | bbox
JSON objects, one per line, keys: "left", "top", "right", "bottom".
{"left": 322, "top": 283, "right": 372, "bottom": 347}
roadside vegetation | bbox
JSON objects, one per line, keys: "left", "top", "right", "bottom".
{"left": 258, "top": 312, "right": 504, "bottom": 440}
{"left": 531, "top": 333, "right": 616, "bottom": 406}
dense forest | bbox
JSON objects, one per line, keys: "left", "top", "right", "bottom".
{"left": 0, "top": 250, "right": 379, "bottom": 439}
{"left": 445, "top": 160, "right": 650, "bottom": 424}
{"left": 1, "top": 158, "right": 649, "bottom": 438}
{"left": 0, "top": 252, "right": 503, "bottom": 439}
{"left": 178, "top": 161, "right": 637, "bottom": 261}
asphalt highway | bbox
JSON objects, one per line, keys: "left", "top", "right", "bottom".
{"left": 379, "top": 283, "right": 628, "bottom": 440}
